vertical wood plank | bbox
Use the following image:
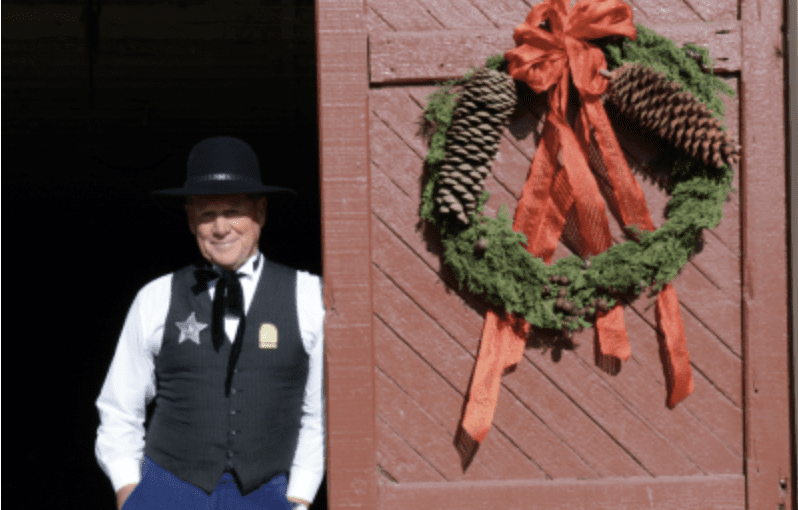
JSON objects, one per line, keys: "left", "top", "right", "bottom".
{"left": 740, "top": 0, "right": 793, "bottom": 507}
{"left": 317, "top": 0, "right": 377, "bottom": 508}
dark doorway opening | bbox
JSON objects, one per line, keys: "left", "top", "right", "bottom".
{"left": 3, "top": 1, "right": 326, "bottom": 507}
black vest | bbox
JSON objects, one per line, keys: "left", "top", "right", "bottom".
{"left": 144, "top": 258, "right": 309, "bottom": 495}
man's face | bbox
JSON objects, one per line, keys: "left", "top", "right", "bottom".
{"left": 185, "top": 194, "right": 267, "bottom": 271}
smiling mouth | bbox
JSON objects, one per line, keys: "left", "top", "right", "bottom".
{"left": 213, "top": 241, "right": 237, "bottom": 248}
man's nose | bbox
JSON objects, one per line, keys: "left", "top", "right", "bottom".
{"left": 211, "top": 216, "right": 231, "bottom": 236}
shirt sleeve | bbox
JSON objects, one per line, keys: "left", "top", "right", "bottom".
{"left": 94, "top": 274, "right": 171, "bottom": 492}
{"left": 287, "top": 271, "right": 326, "bottom": 503}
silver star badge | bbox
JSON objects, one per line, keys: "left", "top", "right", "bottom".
{"left": 176, "top": 312, "right": 208, "bottom": 345}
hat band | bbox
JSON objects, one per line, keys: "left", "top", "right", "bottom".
{"left": 187, "top": 173, "right": 261, "bottom": 185}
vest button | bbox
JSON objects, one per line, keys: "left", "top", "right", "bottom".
{"left": 227, "top": 451, "right": 234, "bottom": 459}
{"left": 229, "top": 429, "right": 237, "bottom": 435}
{"left": 230, "top": 388, "right": 237, "bottom": 395}
{"left": 229, "top": 410, "right": 237, "bottom": 416}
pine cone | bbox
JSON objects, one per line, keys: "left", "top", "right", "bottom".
{"left": 435, "top": 69, "right": 517, "bottom": 225}
{"left": 605, "top": 63, "right": 740, "bottom": 169}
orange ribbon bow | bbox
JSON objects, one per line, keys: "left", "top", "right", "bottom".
{"left": 458, "top": 0, "right": 693, "bottom": 463}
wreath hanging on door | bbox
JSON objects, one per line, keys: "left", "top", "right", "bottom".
{"left": 418, "top": 0, "right": 739, "bottom": 457}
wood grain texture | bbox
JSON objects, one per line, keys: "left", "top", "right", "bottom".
{"left": 317, "top": 0, "right": 376, "bottom": 508}
{"left": 368, "top": 22, "right": 741, "bottom": 84}
{"left": 367, "top": 0, "right": 442, "bottom": 31}
{"left": 627, "top": 0, "right": 738, "bottom": 23}
{"left": 372, "top": 219, "right": 599, "bottom": 480}
{"left": 740, "top": 5, "right": 793, "bottom": 510}
{"left": 468, "top": 0, "right": 537, "bottom": 29}
{"left": 412, "top": 0, "right": 497, "bottom": 30}
{"left": 378, "top": 474, "right": 746, "bottom": 510}
{"left": 376, "top": 414, "right": 446, "bottom": 483}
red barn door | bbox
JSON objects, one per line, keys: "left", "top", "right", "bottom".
{"left": 317, "top": 0, "right": 792, "bottom": 509}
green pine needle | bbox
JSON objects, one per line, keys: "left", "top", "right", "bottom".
{"left": 420, "top": 25, "right": 736, "bottom": 331}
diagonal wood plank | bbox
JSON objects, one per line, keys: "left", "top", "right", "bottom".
{"left": 370, "top": 89, "right": 429, "bottom": 158}
{"left": 519, "top": 347, "right": 702, "bottom": 475}
{"left": 375, "top": 85, "right": 542, "bottom": 202}
{"left": 367, "top": 5, "right": 394, "bottom": 33}
{"left": 367, "top": 0, "right": 443, "bottom": 31}
{"left": 555, "top": 201, "right": 743, "bottom": 421}
{"left": 499, "top": 360, "right": 652, "bottom": 477}
{"left": 629, "top": 0, "right": 738, "bottom": 23}
{"left": 377, "top": 415, "right": 446, "bottom": 483}
{"left": 377, "top": 368, "right": 497, "bottom": 480}
{"left": 625, "top": 0, "right": 707, "bottom": 23}
{"left": 374, "top": 272, "right": 550, "bottom": 481}
{"left": 565, "top": 320, "right": 743, "bottom": 474}
{"left": 594, "top": 184, "right": 743, "bottom": 360}
{"left": 622, "top": 305, "right": 744, "bottom": 456}
{"left": 373, "top": 219, "right": 603, "bottom": 479}
{"left": 413, "top": 0, "right": 497, "bottom": 29}
{"left": 370, "top": 114, "right": 428, "bottom": 198}
{"left": 467, "top": 0, "right": 537, "bottom": 29}
{"left": 616, "top": 273, "right": 743, "bottom": 408}
{"left": 376, "top": 314, "right": 559, "bottom": 480}
{"left": 372, "top": 259, "right": 648, "bottom": 478}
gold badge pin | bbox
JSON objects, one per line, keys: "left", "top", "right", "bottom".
{"left": 259, "top": 323, "right": 278, "bottom": 349}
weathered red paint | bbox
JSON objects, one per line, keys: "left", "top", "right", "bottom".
{"left": 317, "top": 0, "right": 377, "bottom": 508}
{"left": 740, "top": 0, "right": 792, "bottom": 507}
{"left": 317, "top": 0, "right": 792, "bottom": 506}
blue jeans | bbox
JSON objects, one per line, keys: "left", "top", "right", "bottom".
{"left": 122, "top": 456, "right": 293, "bottom": 510}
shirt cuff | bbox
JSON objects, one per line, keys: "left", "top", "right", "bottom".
{"left": 287, "top": 466, "right": 323, "bottom": 504}
{"left": 107, "top": 457, "right": 143, "bottom": 493}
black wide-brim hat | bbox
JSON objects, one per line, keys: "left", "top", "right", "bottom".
{"left": 152, "top": 136, "right": 297, "bottom": 206}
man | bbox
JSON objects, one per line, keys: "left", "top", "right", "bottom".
{"left": 95, "top": 136, "right": 324, "bottom": 510}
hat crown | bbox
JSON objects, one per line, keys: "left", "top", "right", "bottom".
{"left": 186, "top": 136, "right": 261, "bottom": 186}
{"left": 151, "top": 135, "right": 296, "bottom": 199}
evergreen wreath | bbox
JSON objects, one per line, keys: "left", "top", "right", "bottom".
{"left": 420, "top": 25, "right": 737, "bottom": 339}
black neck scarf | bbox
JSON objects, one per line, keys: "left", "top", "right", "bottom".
{"left": 194, "top": 265, "right": 246, "bottom": 397}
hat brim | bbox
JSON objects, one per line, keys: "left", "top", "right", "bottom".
{"left": 152, "top": 181, "right": 297, "bottom": 199}
{"left": 151, "top": 183, "right": 297, "bottom": 217}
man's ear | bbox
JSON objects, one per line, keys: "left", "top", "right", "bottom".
{"left": 256, "top": 196, "right": 267, "bottom": 227}
{"left": 185, "top": 203, "right": 197, "bottom": 235}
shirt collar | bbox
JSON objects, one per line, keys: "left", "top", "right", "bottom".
{"left": 211, "top": 251, "right": 262, "bottom": 280}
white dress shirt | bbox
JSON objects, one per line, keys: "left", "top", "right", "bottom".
{"left": 95, "top": 252, "right": 325, "bottom": 504}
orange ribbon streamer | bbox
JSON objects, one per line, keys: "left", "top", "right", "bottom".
{"left": 458, "top": 0, "right": 693, "bottom": 461}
